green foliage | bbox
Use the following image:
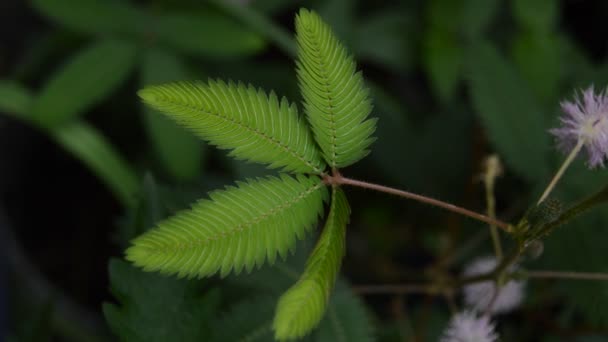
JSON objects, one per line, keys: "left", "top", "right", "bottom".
{"left": 30, "top": 39, "right": 137, "bottom": 127}
{"left": 139, "top": 80, "right": 326, "bottom": 174}
{"left": 103, "top": 259, "right": 220, "bottom": 342}
{"left": 141, "top": 48, "right": 204, "bottom": 182}
{"left": 0, "top": 79, "right": 138, "bottom": 207}
{"left": 295, "top": 9, "right": 376, "bottom": 169}
{"left": 126, "top": 174, "right": 328, "bottom": 278}
{"left": 30, "top": 0, "right": 143, "bottom": 36}
{"left": 153, "top": 11, "right": 266, "bottom": 58}
{"left": 0, "top": 81, "right": 32, "bottom": 117}
{"left": 31, "top": 0, "right": 265, "bottom": 58}
{"left": 273, "top": 188, "right": 349, "bottom": 340}
{"left": 467, "top": 41, "right": 550, "bottom": 182}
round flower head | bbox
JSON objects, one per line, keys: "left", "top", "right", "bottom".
{"left": 550, "top": 86, "right": 608, "bottom": 168}
{"left": 440, "top": 310, "right": 498, "bottom": 342}
{"left": 462, "top": 256, "right": 525, "bottom": 315}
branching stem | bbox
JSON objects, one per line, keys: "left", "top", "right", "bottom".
{"left": 325, "top": 172, "right": 512, "bottom": 232}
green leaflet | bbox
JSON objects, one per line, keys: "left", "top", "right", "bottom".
{"left": 141, "top": 49, "right": 204, "bottom": 182}
{"left": 295, "top": 9, "right": 377, "bottom": 169}
{"left": 126, "top": 174, "right": 328, "bottom": 278}
{"left": 139, "top": 80, "right": 326, "bottom": 174}
{"left": 30, "top": 39, "right": 137, "bottom": 127}
{"left": 273, "top": 187, "right": 349, "bottom": 340}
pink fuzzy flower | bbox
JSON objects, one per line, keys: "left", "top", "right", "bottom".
{"left": 550, "top": 86, "right": 608, "bottom": 168}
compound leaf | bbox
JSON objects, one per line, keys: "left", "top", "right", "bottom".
{"left": 126, "top": 174, "right": 328, "bottom": 278}
{"left": 273, "top": 187, "right": 349, "bottom": 340}
{"left": 295, "top": 9, "right": 376, "bottom": 168}
{"left": 139, "top": 80, "right": 326, "bottom": 174}
{"left": 31, "top": 39, "right": 137, "bottom": 127}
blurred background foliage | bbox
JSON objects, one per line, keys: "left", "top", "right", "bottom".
{"left": 1, "top": 0, "right": 608, "bottom": 340}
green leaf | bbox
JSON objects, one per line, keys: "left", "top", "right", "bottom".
{"left": 295, "top": 9, "right": 377, "bottom": 168}
{"left": 0, "top": 80, "right": 33, "bottom": 118}
{"left": 273, "top": 187, "right": 349, "bottom": 340}
{"left": 142, "top": 49, "right": 204, "bottom": 182}
{"left": 154, "top": 11, "right": 266, "bottom": 58}
{"left": 30, "top": 0, "right": 144, "bottom": 36}
{"left": 314, "top": 282, "right": 374, "bottom": 342}
{"left": 103, "top": 259, "right": 220, "bottom": 342}
{"left": 30, "top": 39, "right": 137, "bottom": 127}
{"left": 139, "top": 80, "right": 326, "bottom": 174}
{"left": 126, "top": 174, "right": 328, "bottom": 278}
{"left": 467, "top": 41, "right": 550, "bottom": 182}
{"left": 51, "top": 121, "right": 139, "bottom": 208}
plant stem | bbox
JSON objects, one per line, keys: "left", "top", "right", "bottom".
{"left": 483, "top": 155, "right": 503, "bottom": 260}
{"left": 332, "top": 175, "right": 511, "bottom": 232}
{"left": 538, "top": 139, "right": 584, "bottom": 204}
{"left": 525, "top": 270, "right": 608, "bottom": 281}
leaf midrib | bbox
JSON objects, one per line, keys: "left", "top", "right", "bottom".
{"left": 301, "top": 24, "right": 338, "bottom": 167}
{"left": 151, "top": 182, "right": 324, "bottom": 253}
{"left": 161, "top": 95, "right": 323, "bottom": 174}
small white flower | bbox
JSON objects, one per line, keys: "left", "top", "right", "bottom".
{"left": 440, "top": 310, "right": 498, "bottom": 342}
{"left": 463, "top": 256, "right": 525, "bottom": 314}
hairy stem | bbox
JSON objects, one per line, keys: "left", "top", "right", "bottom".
{"left": 538, "top": 139, "right": 584, "bottom": 204}
{"left": 327, "top": 174, "right": 511, "bottom": 231}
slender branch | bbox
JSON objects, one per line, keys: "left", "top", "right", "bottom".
{"left": 329, "top": 174, "right": 512, "bottom": 232}
{"left": 525, "top": 270, "right": 608, "bottom": 281}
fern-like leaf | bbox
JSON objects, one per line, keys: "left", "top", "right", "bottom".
{"left": 139, "top": 80, "right": 326, "bottom": 174}
{"left": 126, "top": 174, "right": 328, "bottom": 278}
{"left": 295, "top": 9, "right": 377, "bottom": 168}
{"left": 273, "top": 187, "right": 350, "bottom": 340}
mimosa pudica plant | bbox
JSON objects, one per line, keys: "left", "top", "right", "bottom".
{"left": 126, "top": 8, "right": 608, "bottom": 341}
